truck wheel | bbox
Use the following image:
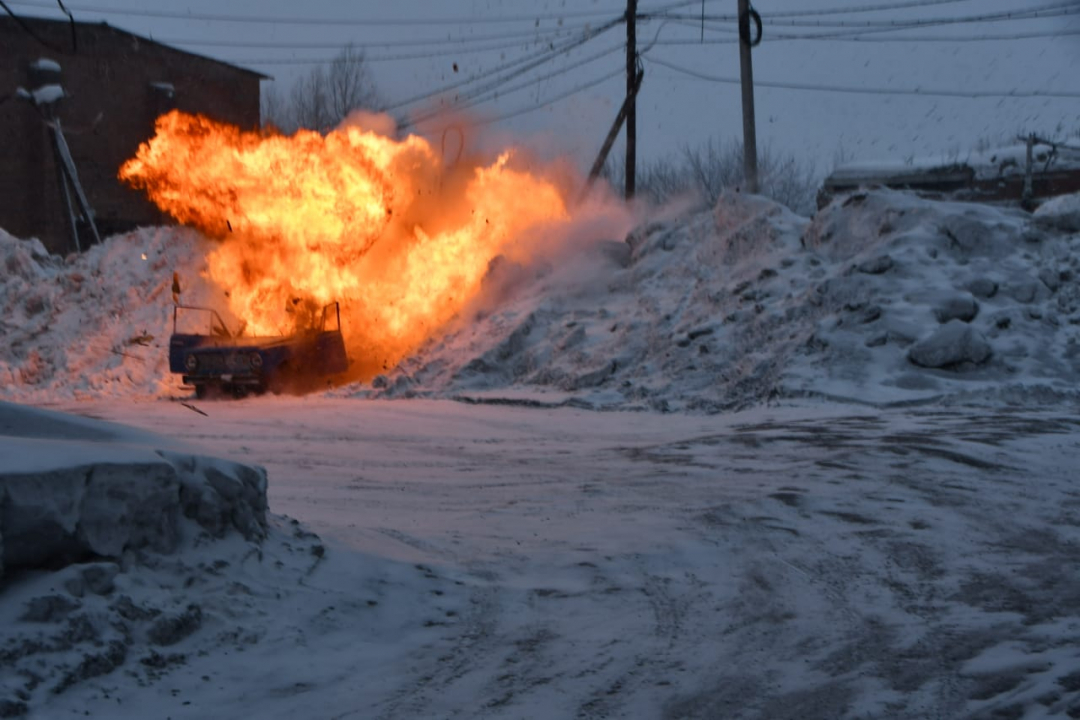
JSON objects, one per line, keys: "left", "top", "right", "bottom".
{"left": 194, "top": 384, "right": 208, "bottom": 400}
{"left": 266, "top": 362, "right": 291, "bottom": 395}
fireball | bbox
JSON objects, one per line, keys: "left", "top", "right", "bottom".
{"left": 120, "top": 110, "right": 571, "bottom": 379}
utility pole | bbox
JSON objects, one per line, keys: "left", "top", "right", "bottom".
{"left": 737, "top": 0, "right": 759, "bottom": 193}
{"left": 625, "top": 0, "right": 637, "bottom": 200}
{"left": 580, "top": 66, "right": 644, "bottom": 203}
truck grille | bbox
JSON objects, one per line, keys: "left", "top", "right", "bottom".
{"left": 194, "top": 351, "right": 253, "bottom": 373}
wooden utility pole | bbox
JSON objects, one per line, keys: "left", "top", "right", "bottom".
{"left": 737, "top": 0, "right": 759, "bottom": 193}
{"left": 625, "top": 0, "right": 637, "bottom": 200}
{"left": 580, "top": 67, "right": 644, "bottom": 202}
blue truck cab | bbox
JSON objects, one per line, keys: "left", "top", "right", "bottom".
{"left": 168, "top": 303, "right": 349, "bottom": 398}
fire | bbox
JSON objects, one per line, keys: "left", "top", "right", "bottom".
{"left": 120, "top": 110, "right": 573, "bottom": 379}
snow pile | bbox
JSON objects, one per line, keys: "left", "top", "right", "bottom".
{"left": 0, "top": 402, "right": 269, "bottom": 579}
{"left": 364, "top": 189, "right": 1080, "bottom": 410}
{"left": 1034, "top": 191, "right": 1080, "bottom": 233}
{"left": 0, "top": 226, "right": 225, "bottom": 402}
{"left": 3, "top": 189, "right": 1080, "bottom": 410}
{"left": 0, "top": 402, "right": 280, "bottom": 715}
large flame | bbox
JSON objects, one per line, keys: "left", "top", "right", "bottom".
{"left": 120, "top": 110, "right": 574, "bottom": 379}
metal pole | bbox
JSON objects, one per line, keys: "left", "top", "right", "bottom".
{"left": 737, "top": 0, "right": 759, "bottom": 193}
{"left": 625, "top": 0, "right": 637, "bottom": 200}
{"left": 47, "top": 113, "right": 80, "bottom": 253}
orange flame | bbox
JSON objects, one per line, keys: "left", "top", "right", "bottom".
{"left": 120, "top": 110, "right": 573, "bottom": 379}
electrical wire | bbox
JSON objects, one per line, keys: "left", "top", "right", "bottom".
{"left": 1, "top": 0, "right": 70, "bottom": 52}
{"left": 469, "top": 67, "right": 624, "bottom": 128}
{"left": 3, "top": 0, "right": 720, "bottom": 25}
{"left": 149, "top": 22, "right": 604, "bottom": 50}
{"left": 645, "top": 54, "right": 1080, "bottom": 98}
{"left": 657, "top": 0, "right": 1080, "bottom": 27}
{"left": 771, "top": 6, "right": 1080, "bottom": 29}
{"left": 1, "top": 0, "right": 622, "bottom": 25}
{"left": 651, "top": 16, "right": 1080, "bottom": 43}
{"left": 768, "top": 27, "right": 1080, "bottom": 41}
{"left": 658, "top": 4, "right": 1080, "bottom": 42}
{"left": 218, "top": 36, "right": 575, "bottom": 66}
{"left": 403, "top": 42, "right": 624, "bottom": 127}
{"left": 382, "top": 17, "right": 622, "bottom": 113}
{"left": 651, "top": 26, "right": 1080, "bottom": 43}
{"left": 762, "top": 9, "right": 1080, "bottom": 41}
{"left": 765, "top": 0, "right": 978, "bottom": 18}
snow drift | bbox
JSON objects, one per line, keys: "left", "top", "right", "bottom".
{"left": 368, "top": 188, "right": 1080, "bottom": 410}
{"left": 0, "top": 402, "right": 280, "bottom": 716}
{"left": 0, "top": 401, "right": 268, "bottom": 580}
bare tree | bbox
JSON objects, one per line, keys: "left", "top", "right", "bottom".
{"left": 290, "top": 67, "right": 332, "bottom": 133}
{"left": 326, "top": 44, "right": 381, "bottom": 125}
{"left": 260, "top": 82, "right": 292, "bottom": 131}
{"left": 262, "top": 43, "right": 382, "bottom": 134}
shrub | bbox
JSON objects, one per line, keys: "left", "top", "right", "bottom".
{"left": 604, "top": 138, "right": 820, "bottom": 216}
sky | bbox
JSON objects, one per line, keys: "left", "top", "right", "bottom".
{"left": 7, "top": 0, "right": 1080, "bottom": 176}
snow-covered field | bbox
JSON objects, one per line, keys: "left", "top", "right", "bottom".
{"left": 5, "top": 397, "right": 1079, "bottom": 719}
{"left": 3, "top": 189, "right": 1080, "bottom": 718}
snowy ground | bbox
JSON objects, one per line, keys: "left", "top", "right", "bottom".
{"left": 1, "top": 396, "right": 1076, "bottom": 719}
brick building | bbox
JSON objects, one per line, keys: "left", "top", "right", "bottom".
{"left": 1, "top": 16, "right": 266, "bottom": 254}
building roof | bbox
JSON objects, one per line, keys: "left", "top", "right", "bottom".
{"left": 1, "top": 15, "right": 272, "bottom": 81}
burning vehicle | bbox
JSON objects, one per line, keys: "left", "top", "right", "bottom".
{"left": 169, "top": 302, "right": 349, "bottom": 398}
{"left": 121, "top": 111, "right": 578, "bottom": 383}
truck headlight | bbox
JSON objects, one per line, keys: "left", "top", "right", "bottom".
{"left": 250, "top": 352, "right": 263, "bottom": 369}
{"left": 185, "top": 354, "right": 198, "bottom": 371}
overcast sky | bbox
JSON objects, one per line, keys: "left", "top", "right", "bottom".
{"left": 9, "top": 0, "right": 1080, "bottom": 174}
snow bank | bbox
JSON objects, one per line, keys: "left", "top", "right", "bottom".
{"left": 0, "top": 226, "right": 225, "bottom": 402}
{"left": 361, "top": 189, "right": 1080, "bottom": 410}
{"left": 0, "top": 402, "right": 283, "bottom": 715}
{"left": 1034, "top": 190, "right": 1080, "bottom": 233}
{"left": 0, "top": 402, "right": 268, "bottom": 581}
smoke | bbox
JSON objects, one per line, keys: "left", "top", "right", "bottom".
{"left": 336, "top": 109, "right": 398, "bottom": 138}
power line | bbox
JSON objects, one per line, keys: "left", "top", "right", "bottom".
{"left": 653, "top": 17, "right": 1080, "bottom": 43}
{"left": 3, "top": 0, "right": 718, "bottom": 25}
{"left": 469, "top": 67, "right": 624, "bottom": 128}
{"left": 1, "top": 0, "right": 70, "bottom": 52}
{"left": 661, "top": 0, "right": 1035, "bottom": 30}
{"left": 404, "top": 42, "right": 625, "bottom": 127}
{"left": 772, "top": 8, "right": 1080, "bottom": 30}
{"left": 765, "top": 0, "right": 978, "bottom": 18}
{"left": 770, "top": 1, "right": 1080, "bottom": 27}
{"left": 659, "top": 1, "right": 1080, "bottom": 27}
{"left": 759, "top": 8, "right": 1080, "bottom": 41}
{"left": 2, "top": 0, "right": 621, "bottom": 25}
{"left": 769, "top": 27, "right": 1080, "bottom": 41}
{"left": 149, "top": 23, "right": 604, "bottom": 50}
{"left": 383, "top": 18, "right": 622, "bottom": 113}
{"left": 220, "top": 37, "right": 574, "bottom": 67}
{"left": 645, "top": 54, "right": 1080, "bottom": 98}
{"left": 658, "top": 3, "right": 1080, "bottom": 42}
